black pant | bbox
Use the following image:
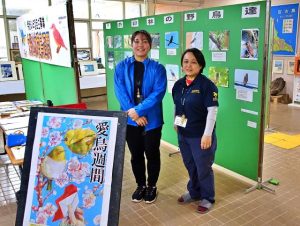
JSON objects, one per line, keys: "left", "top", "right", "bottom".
{"left": 126, "top": 125, "right": 162, "bottom": 187}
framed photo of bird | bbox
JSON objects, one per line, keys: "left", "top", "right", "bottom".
{"left": 16, "top": 107, "right": 128, "bottom": 226}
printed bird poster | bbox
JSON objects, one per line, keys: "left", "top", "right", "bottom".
{"left": 186, "top": 32, "right": 203, "bottom": 50}
{"left": 16, "top": 4, "right": 71, "bottom": 67}
{"left": 113, "top": 35, "right": 122, "bottom": 48}
{"left": 240, "top": 29, "right": 259, "bottom": 60}
{"left": 234, "top": 69, "right": 259, "bottom": 91}
{"left": 165, "top": 31, "right": 179, "bottom": 49}
{"left": 208, "top": 30, "right": 230, "bottom": 51}
{"left": 23, "top": 112, "right": 118, "bottom": 226}
{"left": 123, "top": 35, "right": 131, "bottom": 49}
{"left": 208, "top": 66, "right": 229, "bottom": 88}
{"left": 151, "top": 33, "right": 160, "bottom": 49}
{"left": 166, "top": 64, "right": 179, "bottom": 81}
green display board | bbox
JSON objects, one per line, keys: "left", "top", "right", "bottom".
{"left": 22, "top": 59, "right": 78, "bottom": 106}
{"left": 104, "top": 1, "right": 267, "bottom": 180}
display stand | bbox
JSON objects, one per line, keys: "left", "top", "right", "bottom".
{"left": 246, "top": 0, "right": 275, "bottom": 194}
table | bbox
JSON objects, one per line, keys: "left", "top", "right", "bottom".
{"left": 5, "top": 145, "right": 24, "bottom": 165}
{"left": 0, "top": 116, "right": 28, "bottom": 163}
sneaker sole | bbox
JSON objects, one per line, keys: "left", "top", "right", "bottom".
{"left": 145, "top": 192, "right": 158, "bottom": 204}
{"left": 131, "top": 198, "right": 143, "bottom": 203}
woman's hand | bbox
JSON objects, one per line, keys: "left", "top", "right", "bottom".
{"left": 174, "top": 125, "right": 178, "bottom": 133}
{"left": 135, "top": 116, "right": 148, "bottom": 127}
{"left": 201, "top": 135, "right": 212, "bottom": 150}
{"left": 127, "top": 108, "right": 139, "bottom": 121}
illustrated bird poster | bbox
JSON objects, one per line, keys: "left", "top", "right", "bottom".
{"left": 16, "top": 4, "right": 71, "bottom": 67}
{"left": 186, "top": 32, "right": 203, "bottom": 50}
{"left": 165, "top": 31, "right": 179, "bottom": 49}
{"left": 240, "top": 29, "right": 259, "bottom": 60}
{"left": 208, "top": 30, "right": 229, "bottom": 51}
{"left": 23, "top": 112, "right": 118, "bottom": 226}
{"left": 208, "top": 66, "right": 229, "bottom": 88}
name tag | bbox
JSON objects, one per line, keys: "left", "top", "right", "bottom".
{"left": 174, "top": 115, "right": 187, "bottom": 128}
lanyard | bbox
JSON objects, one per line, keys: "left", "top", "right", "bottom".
{"left": 180, "top": 86, "right": 193, "bottom": 106}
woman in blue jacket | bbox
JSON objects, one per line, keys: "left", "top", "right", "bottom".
{"left": 172, "top": 48, "right": 218, "bottom": 213}
{"left": 114, "top": 30, "right": 167, "bottom": 204}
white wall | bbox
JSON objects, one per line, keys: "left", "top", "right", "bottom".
{"left": 271, "top": 0, "right": 299, "bottom": 99}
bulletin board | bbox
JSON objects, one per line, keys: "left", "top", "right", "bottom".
{"left": 15, "top": 107, "right": 127, "bottom": 226}
{"left": 104, "top": 1, "right": 267, "bottom": 180}
{"left": 17, "top": 2, "right": 79, "bottom": 106}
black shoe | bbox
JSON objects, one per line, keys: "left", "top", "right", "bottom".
{"left": 131, "top": 186, "right": 146, "bottom": 203}
{"left": 144, "top": 186, "right": 158, "bottom": 204}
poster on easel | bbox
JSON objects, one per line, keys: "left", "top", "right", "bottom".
{"left": 16, "top": 107, "right": 127, "bottom": 226}
{"left": 16, "top": 4, "right": 71, "bottom": 67}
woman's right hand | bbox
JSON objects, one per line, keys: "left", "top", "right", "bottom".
{"left": 174, "top": 125, "right": 178, "bottom": 133}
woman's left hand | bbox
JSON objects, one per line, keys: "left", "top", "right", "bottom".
{"left": 201, "top": 135, "right": 212, "bottom": 150}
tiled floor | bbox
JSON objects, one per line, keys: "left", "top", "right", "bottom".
{"left": 1, "top": 97, "right": 300, "bottom": 225}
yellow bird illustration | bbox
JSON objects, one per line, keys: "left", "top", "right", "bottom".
{"left": 65, "top": 128, "right": 96, "bottom": 155}
{"left": 41, "top": 146, "right": 66, "bottom": 190}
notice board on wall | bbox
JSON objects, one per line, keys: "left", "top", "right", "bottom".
{"left": 104, "top": 1, "right": 267, "bottom": 180}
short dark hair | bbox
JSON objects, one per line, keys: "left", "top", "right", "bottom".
{"left": 131, "top": 30, "right": 152, "bottom": 48}
{"left": 181, "top": 48, "right": 206, "bottom": 74}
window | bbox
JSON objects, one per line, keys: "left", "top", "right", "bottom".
{"left": 73, "top": 0, "right": 89, "bottom": 19}
{"left": 0, "top": 1, "right": 3, "bottom": 15}
{"left": 75, "top": 22, "right": 89, "bottom": 48}
{"left": 6, "top": 0, "right": 48, "bottom": 16}
{"left": 8, "top": 19, "right": 19, "bottom": 49}
{"left": 0, "top": 18, "right": 8, "bottom": 61}
{"left": 125, "top": 2, "right": 141, "bottom": 19}
{"left": 92, "top": 22, "right": 103, "bottom": 30}
{"left": 91, "top": 0, "right": 123, "bottom": 20}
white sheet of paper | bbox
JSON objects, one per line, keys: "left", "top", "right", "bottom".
{"left": 236, "top": 89, "right": 253, "bottom": 102}
{"left": 11, "top": 146, "right": 25, "bottom": 160}
{"left": 247, "top": 120, "right": 257, "bottom": 128}
{"left": 212, "top": 52, "right": 226, "bottom": 61}
{"left": 167, "top": 49, "right": 176, "bottom": 55}
{"left": 150, "top": 49, "right": 159, "bottom": 60}
{"left": 167, "top": 80, "right": 175, "bottom": 93}
{"left": 241, "top": 108, "right": 258, "bottom": 116}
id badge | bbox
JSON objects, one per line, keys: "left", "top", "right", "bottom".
{"left": 174, "top": 115, "right": 187, "bottom": 128}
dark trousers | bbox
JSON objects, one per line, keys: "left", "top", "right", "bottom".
{"left": 126, "top": 125, "right": 162, "bottom": 187}
{"left": 178, "top": 133, "right": 217, "bottom": 202}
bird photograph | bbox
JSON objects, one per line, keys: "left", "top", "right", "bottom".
{"left": 166, "top": 35, "right": 179, "bottom": 46}
{"left": 50, "top": 23, "right": 67, "bottom": 54}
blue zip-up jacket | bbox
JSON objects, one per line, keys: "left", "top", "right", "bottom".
{"left": 114, "top": 56, "right": 167, "bottom": 131}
